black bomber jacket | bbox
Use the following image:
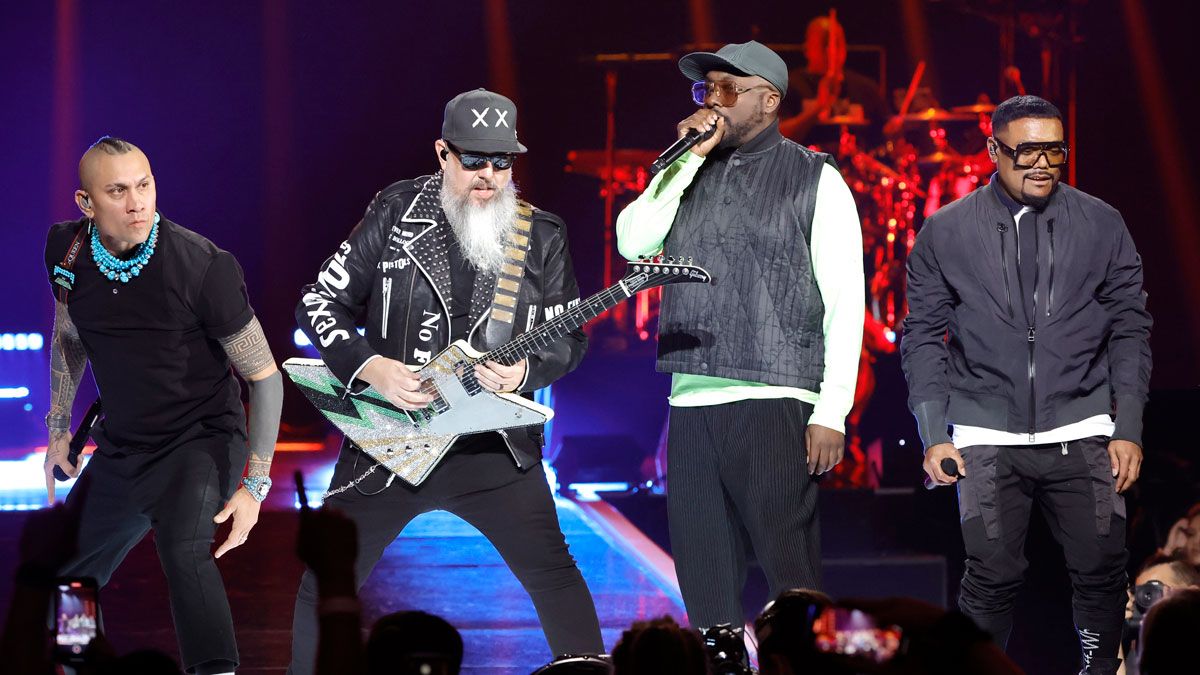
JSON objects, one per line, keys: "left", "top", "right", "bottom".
{"left": 901, "top": 180, "right": 1152, "bottom": 449}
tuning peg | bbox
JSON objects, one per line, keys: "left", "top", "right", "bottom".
{"left": 667, "top": 255, "right": 675, "bottom": 263}
{"left": 687, "top": 256, "right": 694, "bottom": 265}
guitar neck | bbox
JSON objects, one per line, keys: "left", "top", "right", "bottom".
{"left": 480, "top": 281, "right": 632, "bottom": 366}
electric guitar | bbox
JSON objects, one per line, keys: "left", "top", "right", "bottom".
{"left": 284, "top": 257, "right": 712, "bottom": 486}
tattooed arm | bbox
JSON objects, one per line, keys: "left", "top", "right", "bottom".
{"left": 217, "top": 316, "right": 282, "bottom": 477}
{"left": 212, "top": 316, "right": 284, "bottom": 557}
{"left": 44, "top": 300, "right": 88, "bottom": 502}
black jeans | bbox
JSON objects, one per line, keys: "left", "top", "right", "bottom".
{"left": 666, "top": 398, "right": 821, "bottom": 628}
{"left": 287, "top": 441, "right": 603, "bottom": 675}
{"left": 60, "top": 424, "right": 247, "bottom": 673}
{"left": 956, "top": 436, "right": 1128, "bottom": 671}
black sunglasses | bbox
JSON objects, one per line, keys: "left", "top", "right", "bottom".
{"left": 446, "top": 143, "right": 515, "bottom": 171}
{"left": 991, "top": 138, "right": 1069, "bottom": 170}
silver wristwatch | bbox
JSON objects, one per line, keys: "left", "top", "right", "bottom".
{"left": 44, "top": 412, "right": 71, "bottom": 432}
{"left": 242, "top": 476, "right": 272, "bottom": 502}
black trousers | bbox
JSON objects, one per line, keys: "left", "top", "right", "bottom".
{"left": 60, "top": 425, "right": 247, "bottom": 673}
{"left": 666, "top": 398, "right": 821, "bottom": 629}
{"left": 287, "top": 442, "right": 603, "bottom": 675}
{"left": 956, "top": 436, "right": 1128, "bottom": 669}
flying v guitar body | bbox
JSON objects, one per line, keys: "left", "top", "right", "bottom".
{"left": 284, "top": 340, "right": 552, "bottom": 486}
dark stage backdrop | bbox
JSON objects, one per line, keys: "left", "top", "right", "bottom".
{"left": 3, "top": 0, "right": 1197, "bottom": 445}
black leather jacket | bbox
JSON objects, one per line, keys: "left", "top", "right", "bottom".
{"left": 295, "top": 172, "right": 587, "bottom": 469}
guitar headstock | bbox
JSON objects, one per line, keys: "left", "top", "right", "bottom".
{"left": 622, "top": 256, "right": 713, "bottom": 293}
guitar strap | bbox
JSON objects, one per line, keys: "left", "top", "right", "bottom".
{"left": 50, "top": 221, "right": 92, "bottom": 304}
{"left": 473, "top": 200, "right": 535, "bottom": 351}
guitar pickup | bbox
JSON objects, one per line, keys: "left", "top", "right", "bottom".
{"left": 428, "top": 395, "right": 450, "bottom": 414}
{"left": 407, "top": 380, "right": 451, "bottom": 423}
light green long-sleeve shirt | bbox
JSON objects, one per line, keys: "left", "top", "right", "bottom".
{"left": 615, "top": 151, "right": 864, "bottom": 433}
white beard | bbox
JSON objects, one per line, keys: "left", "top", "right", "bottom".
{"left": 440, "top": 178, "right": 518, "bottom": 275}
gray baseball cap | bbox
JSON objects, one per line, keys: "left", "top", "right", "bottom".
{"left": 678, "top": 40, "right": 788, "bottom": 97}
{"left": 441, "top": 88, "right": 528, "bottom": 154}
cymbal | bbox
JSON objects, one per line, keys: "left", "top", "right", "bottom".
{"left": 815, "top": 115, "right": 871, "bottom": 127}
{"left": 894, "top": 108, "right": 976, "bottom": 124}
{"left": 951, "top": 103, "right": 997, "bottom": 114}
{"left": 564, "top": 149, "right": 660, "bottom": 179}
{"left": 917, "top": 150, "right": 957, "bottom": 166}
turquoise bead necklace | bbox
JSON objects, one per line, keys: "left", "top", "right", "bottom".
{"left": 90, "top": 212, "right": 160, "bottom": 283}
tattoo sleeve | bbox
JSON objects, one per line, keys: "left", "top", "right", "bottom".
{"left": 49, "top": 301, "right": 88, "bottom": 441}
{"left": 217, "top": 317, "right": 283, "bottom": 478}
{"left": 217, "top": 316, "right": 276, "bottom": 378}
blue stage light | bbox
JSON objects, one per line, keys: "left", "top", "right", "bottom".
{"left": 567, "top": 482, "right": 631, "bottom": 502}
{"left": 0, "top": 333, "right": 45, "bottom": 351}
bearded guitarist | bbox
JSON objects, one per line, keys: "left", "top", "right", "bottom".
{"left": 287, "top": 89, "right": 603, "bottom": 674}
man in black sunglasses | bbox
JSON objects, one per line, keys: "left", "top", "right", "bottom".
{"left": 288, "top": 88, "right": 603, "bottom": 673}
{"left": 902, "top": 95, "right": 1152, "bottom": 674}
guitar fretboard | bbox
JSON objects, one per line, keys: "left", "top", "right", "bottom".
{"left": 472, "top": 281, "right": 635, "bottom": 367}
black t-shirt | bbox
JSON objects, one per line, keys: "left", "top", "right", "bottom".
{"left": 445, "top": 236, "right": 506, "bottom": 455}
{"left": 44, "top": 217, "right": 253, "bottom": 452}
{"left": 447, "top": 237, "right": 478, "bottom": 342}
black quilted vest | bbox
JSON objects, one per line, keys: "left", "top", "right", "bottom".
{"left": 657, "top": 121, "right": 835, "bottom": 391}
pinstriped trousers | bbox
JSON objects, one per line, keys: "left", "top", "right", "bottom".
{"left": 666, "top": 398, "right": 821, "bottom": 628}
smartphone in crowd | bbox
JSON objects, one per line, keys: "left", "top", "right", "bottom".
{"left": 813, "top": 606, "right": 904, "bottom": 664}
{"left": 52, "top": 576, "right": 102, "bottom": 664}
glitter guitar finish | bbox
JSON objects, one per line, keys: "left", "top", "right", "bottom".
{"left": 285, "top": 258, "right": 712, "bottom": 486}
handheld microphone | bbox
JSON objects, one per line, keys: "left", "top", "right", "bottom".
{"left": 54, "top": 399, "right": 102, "bottom": 482}
{"left": 923, "top": 457, "right": 962, "bottom": 491}
{"left": 649, "top": 125, "right": 717, "bottom": 175}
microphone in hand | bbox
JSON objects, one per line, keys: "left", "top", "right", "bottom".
{"left": 940, "top": 457, "right": 960, "bottom": 479}
{"left": 649, "top": 125, "right": 718, "bottom": 175}
{"left": 924, "top": 456, "right": 963, "bottom": 490}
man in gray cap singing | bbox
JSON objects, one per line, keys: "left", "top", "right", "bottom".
{"left": 288, "top": 88, "right": 603, "bottom": 672}
{"left": 617, "top": 41, "right": 864, "bottom": 663}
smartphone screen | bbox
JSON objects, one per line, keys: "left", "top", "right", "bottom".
{"left": 813, "top": 606, "right": 903, "bottom": 663}
{"left": 53, "top": 579, "right": 99, "bottom": 661}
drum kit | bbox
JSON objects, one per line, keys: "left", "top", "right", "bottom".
{"left": 822, "top": 98, "right": 998, "bottom": 329}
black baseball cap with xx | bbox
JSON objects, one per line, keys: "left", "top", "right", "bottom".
{"left": 678, "top": 40, "right": 789, "bottom": 97}
{"left": 442, "top": 88, "right": 528, "bottom": 154}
